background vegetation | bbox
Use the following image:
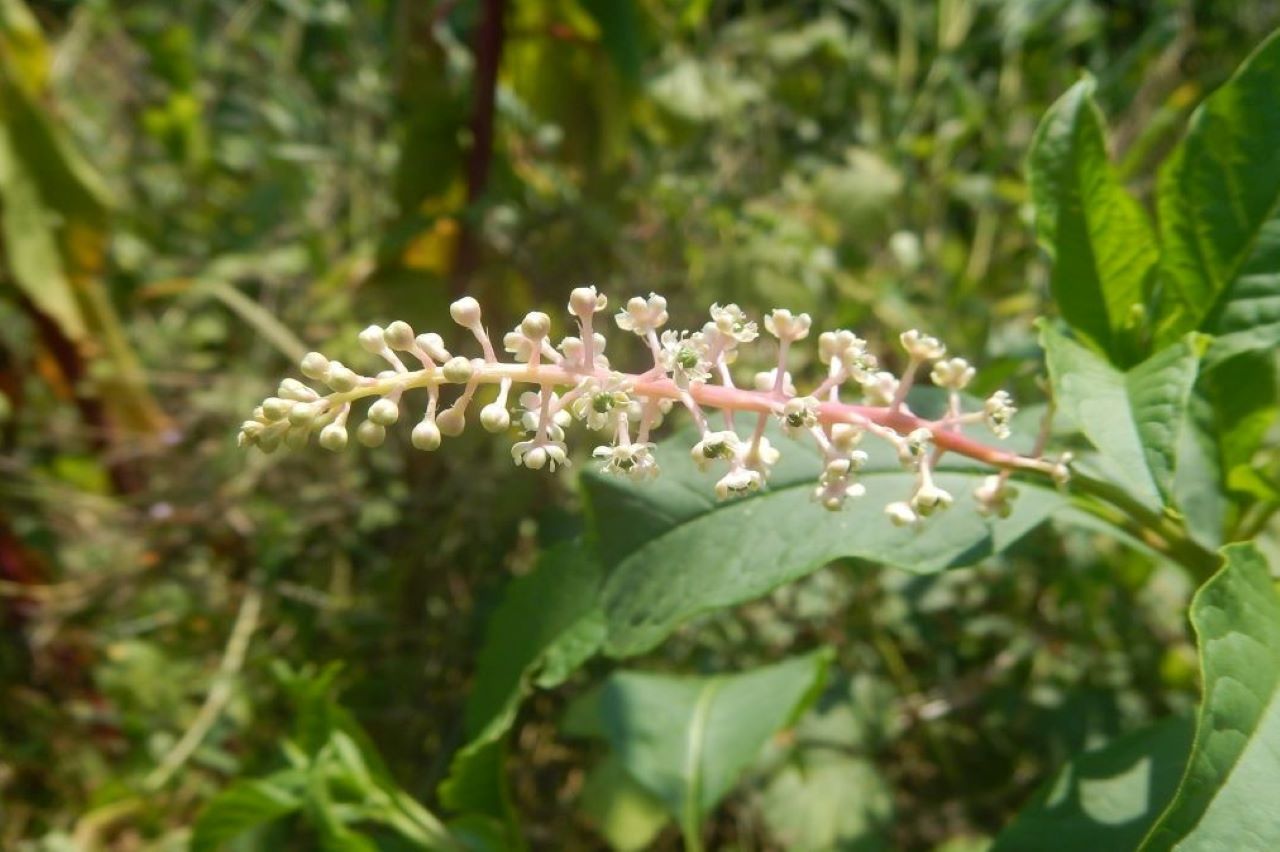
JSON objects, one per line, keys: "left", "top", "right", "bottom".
{"left": 2, "top": 0, "right": 1278, "bottom": 848}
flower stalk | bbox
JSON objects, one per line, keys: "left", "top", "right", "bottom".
{"left": 241, "top": 288, "right": 1073, "bottom": 521}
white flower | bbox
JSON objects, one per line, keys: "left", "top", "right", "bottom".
{"left": 973, "top": 475, "right": 1017, "bottom": 518}
{"left": 504, "top": 328, "right": 537, "bottom": 363}
{"left": 568, "top": 285, "right": 608, "bottom": 317}
{"left": 906, "top": 427, "right": 934, "bottom": 461}
{"left": 592, "top": 442, "right": 659, "bottom": 480}
{"left": 690, "top": 430, "right": 741, "bottom": 470}
{"left": 831, "top": 424, "right": 864, "bottom": 453}
{"left": 558, "top": 333, "right": 610, "bottom": 370}
{"left": 571, "top": 375, "right": 633, "bottom": 430}
{"left": 930, "top": 357, "right": 975, "bottom": 391}
{"left": 743, "top": 436, "right": 781, "bottom": 476}
{"left": 984, "top": 390, "right": 1016, "bottom": 439}
{"left": 708, "top": 303, "right": 758, "bottom": 344}
{"left": 818, "top": 330, "right": 878, "bottom": 379}
{"left": 886, "top": 501, "right": 919, "bottom": 527}
{"left": 512, "top": 439, "right": 569, "bottom": 471}
{"left": 911, "top": 481, "right": 954, "bottom": 515}
{"left": 812, "top": 457, "right": 867, "bottom": 511}
{"left": 764, "top": 309, "right": 812, "bottom": 341}
{"left": 517, "top": 390, "right": 571, "bottom": 440}
{"left": 715, "top": 467, "right": 763, "bottom": 500}
{"left": 659, "top": 330, "right": 710, "bottom": 387}
{"left": 753, "top": 369, "right": 796, "bottom": 396}
{"left": 780, "top": 396, "right": 819, "bottom": 437}
{"left": 860, "top": 371, "right": 899, "bottom": 406}
{"left": 900, "top": 329, "right": 946, "bottom": 361}
{"left": 615, "top": 293, "right": 669, "bottom": 336}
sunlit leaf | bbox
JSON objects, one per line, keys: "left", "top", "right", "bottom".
{"left": 1029, "top": 78, "right": 1157, "bottom": 362}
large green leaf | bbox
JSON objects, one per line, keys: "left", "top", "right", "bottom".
{"left": 585, "top": 418, "right": 1065, "bottom": 658}
{"left": 1140, "top": 543, "right": 1280, "bottom": 850}
{"left": 438, "top": 542, "right": 603, "bottom": 816}
{"left": 993, "top": 717, "right": 1194, "bottom": 852}
{"left": 1029, "top": 77, "right": 1158, "bottom": 361}
{"left": 564, "top": 650, "right": 831, "bottom": 835}
{"left": 1156, "top": 28, "right": 1280, "bottom": 357}
{"left": 1042, "top": 324, "right": 1206, "bottom": 506}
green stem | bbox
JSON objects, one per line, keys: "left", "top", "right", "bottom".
{"left": 1067, "top": 472, "right": 1219, "bottom": 582}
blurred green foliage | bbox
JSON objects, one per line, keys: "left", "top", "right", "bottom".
{"left": 2, "top": 0, "right": 1278, "bottom": 848}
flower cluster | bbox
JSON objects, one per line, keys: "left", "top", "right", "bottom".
{"left": 240, "top": 288, "right": 1071, "bottom": 524}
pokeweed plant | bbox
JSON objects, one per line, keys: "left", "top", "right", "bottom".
{"left": 208, "top": 26, "right": 1280, "bottom": 852}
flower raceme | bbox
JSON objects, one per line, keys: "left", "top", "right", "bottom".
{"left": 239, "top": 288, "right": 1071, "bottom": 524}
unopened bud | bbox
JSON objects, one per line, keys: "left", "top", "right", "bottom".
{"left": 521, "top": 311, "right": 551, "bottom": 340}
{"left": 357, "top": 420, "right": 386, "bottom": 447}
{"left": 359, "top": 325, "right": 387, "bottom": 354}
{"left": 368, "top": 398, "right": 400, "bottom": 426}
{"left": 319, "top": 423, "right": 348, "bottom": 451}
{"left": 411, "top": 419, "right": 442, "bottom": 450}
{"left": 442, "top": 357, "right": 473, "bottom": 383}
{"left": 288, "top": 401, "right": 319, "bottom": 426}
{"left": 326, "top": 362, "right": 359, "bottom": 392}
{"left": 416, "top": 333, "right": 450, "bottom": 362}
{"left": 300, "top": 351, "right": 331, "bottom": 380}
{"left": 384, "top": 321, "right": 415, "bottom": 350}
{"left": 262, "top": 397, "right": 292, "bottom": 421}
{"left": 450, "top": 297, "right": 483, "bottom": 328}
{"left": 436, "top": 407, "right": 466, "bottom": 436}
{"left": 480, "top": 402, "right": 511, "bottom": 433}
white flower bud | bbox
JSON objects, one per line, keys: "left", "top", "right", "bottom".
{"left": 912, "top": 482, "right": 954, "bottom": 515}
{"left": 442, "top": 357, "right": 473, "bottom": 383}
{"left": 359, "top": 324, "right": 387, "bottom": 354}
{"left": 278, "top": 378, "right": 319, "bottom": 402}
{"left": 886, "top": 501, "right": 919, "bottom": 527}
{"left": 416, "top": 333, "right": 450, "bottom": 362}
{"left": 930, "top": 357, "right": 975, "bottom": 391}
{"left": 450, "top": 297, "right": 483, "bottom": 328}
{"left": 325, "top": 362, "right": 359, "bottom": 392}
{"left": 368, "top": 398, "right": 400, "bottom": 426}
{"left": 520, "top": 311, "right": 551, "bottom": 339}
{"left": 411, "top": 419, "right": 442, "bottom": 450}
{"left": 319, "top": 423, "right": 348, "bottom": 451}
{"left": 284, "top": 428, "right": 310, "bottom": 450}
{"left": 288, "top": 401, "right": 319, "bottom": 426}
{"left": 436, "top": 407, "right": 466, "bottom": 436}
{"left": 384, "top": 321, "right": 415, "bottom": 350}
{"left": 764, "top": 309, "right": 812, "bottom": 341}
{"left": 256, "top": 431, "right": 281, "bottom": 453}
{"left": 900, "top": 329, "right": 946, "bottom": 361}
{"left": 480, "top": 402, "right": 511, "bottom": 433}
{"left": 569, "top": 285, "right": 607, "bottom": 317}
{"left": 356, "top": 420, "right": 386, "bottom": 447}
{"left": 300, "top": 351, "right": 331, "bottom": 380}
{"left": 262, "top": 397, "right": 293, "bottom": 421}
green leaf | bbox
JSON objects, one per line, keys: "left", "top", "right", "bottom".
{"left": 1028, "top": 77, "right": 1158, "bottom": 362}
{"left": 564, "top": 650, "right": 831, "bottom": 834}
{"left": 578, "top": 755, "right": 670, "bottom": 852}
{"left": 585, "top": 420, "right": 1065, "bottom": 658}
{"left": 192, "top": 773, "right": 305, "bottom": 851}
{"left": 439, "top": 541, "right": 603, "bottom": 815}
{"left": 1156, "top": 28, "right": 1280, "bottom": 356}
{"left": 1042, "top": 324, "right": 1207, "bottom": 506}
{"left": 760, "top": 752, "right": 893, "bottom": 850}
{"left": 993, "top": 717, "right": 1194, "bottom": 852}
{"left": 1140, "top": 543, "right": 1280, "bottom": 850}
